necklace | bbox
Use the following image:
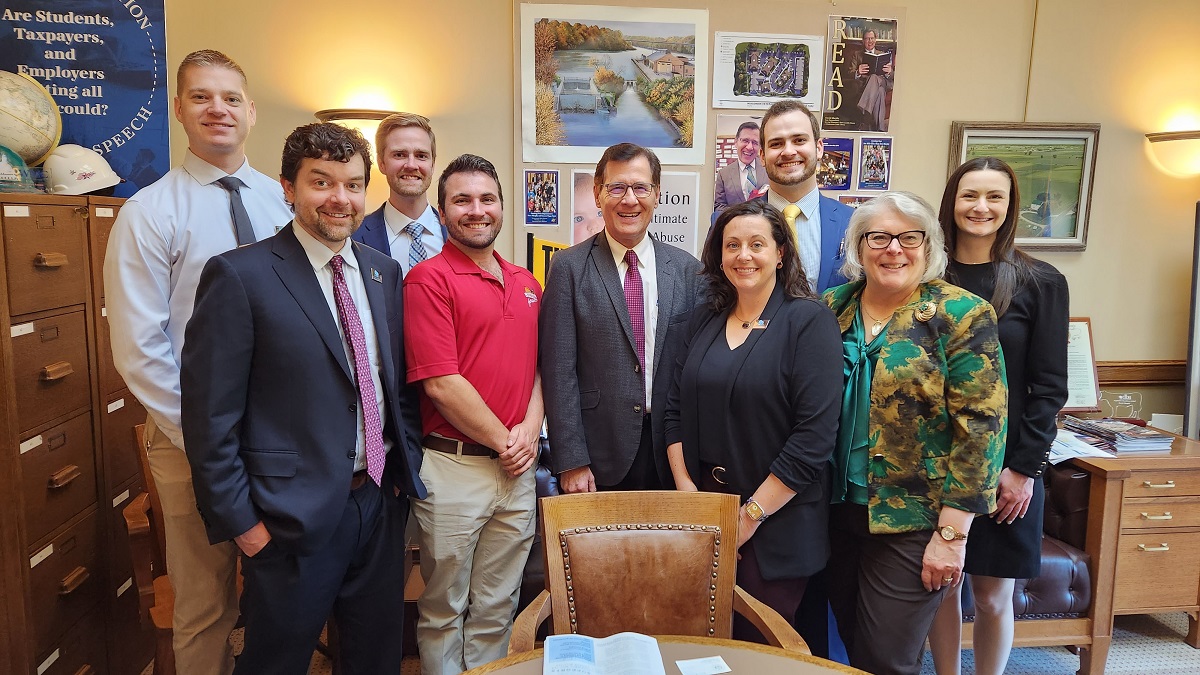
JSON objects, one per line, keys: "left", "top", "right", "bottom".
{"left": 861, "top": 305, "right": 893, "bottom": 337}
{"left": 732, "top": 308, "right": 761, "bottom": 329}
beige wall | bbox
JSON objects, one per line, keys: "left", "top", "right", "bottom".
{"left": 165, "top": 0, "right": 1200, "bottom": 366}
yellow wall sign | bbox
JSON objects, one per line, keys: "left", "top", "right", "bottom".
{"left": 526, "top": 234, "right": 569, "bottom": 287}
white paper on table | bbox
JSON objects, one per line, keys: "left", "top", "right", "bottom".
{"left": 675, "top": 655, "right": 731, "bottom": 675}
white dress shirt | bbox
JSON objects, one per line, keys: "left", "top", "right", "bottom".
{"left": 384, "top": 201, "right": 444, "bottom": 275}
{"left": 607, "top": 231, "right": 658, "bottom": 409}
{"left": 291, "top": 226, "right": 392, "bottom": 471}
{"left": 104, "top": 150, "right": 293, "bottom": 450}
{"left": 768, "top": 187, "right": 823, "bottom": 292}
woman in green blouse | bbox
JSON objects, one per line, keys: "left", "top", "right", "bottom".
{"left": 822, "top": 191, "right": 1007, "bottom": 675}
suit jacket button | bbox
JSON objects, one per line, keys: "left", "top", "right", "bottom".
{"left": 634, "top": 364, "right": 640, "bottom": 373}
{"left": 349, "top": 403, "right": 357, "bottom": 412}
{"left": 347, "top": 451, "right": 356, "bottom": 459}
{"left": 633, "top": 405, "right": 642, "bottom": 413}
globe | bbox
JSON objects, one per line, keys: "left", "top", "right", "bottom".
{"left": 0, "top": 71, "right": 61, "bottom": 166}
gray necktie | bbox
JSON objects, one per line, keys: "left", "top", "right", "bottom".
{"left": 404, "top": 221, "right": 427, "bottom": 269}
{"left": 216, "top": 176, "right": 257, "bottom": 246}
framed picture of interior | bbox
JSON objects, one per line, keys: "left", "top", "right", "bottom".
{"left": 948, "top": 121, "right": 1100, "bottom": 251}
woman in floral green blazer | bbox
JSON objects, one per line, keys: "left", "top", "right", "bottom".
{"left": 821, "top": 191, "right": 1006, "bottom": 675}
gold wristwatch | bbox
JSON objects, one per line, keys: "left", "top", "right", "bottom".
{"left": 744, "top": 498, "right": 769, "bottom": 522}
{"left": 938, "top": 524, "right": 968, "bottom": 541}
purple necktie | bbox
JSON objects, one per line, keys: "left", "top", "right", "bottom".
{"left": 623, "top": 249, "right": 646, "bottom": 396}
{"left": 329, "top": 255, "right": 386, "bottom": 486}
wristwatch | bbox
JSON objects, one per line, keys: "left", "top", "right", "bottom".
{"left": 938, "top": 524, "right": 968, "bottom": 542}
{"left": 743, "top": 498, "right": 769, "bottom": 522}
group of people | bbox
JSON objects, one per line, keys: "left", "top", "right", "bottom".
{"left": 102, "top": 46, "right": 1068, "bottom": 675}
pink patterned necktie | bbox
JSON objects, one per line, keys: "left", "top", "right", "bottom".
{"left": 329, "top": 255, "right": 386, "bottom": 486}
{"left": 623, "top": 249, "right": 646, "bottom": 400}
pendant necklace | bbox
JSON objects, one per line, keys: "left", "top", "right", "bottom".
{"left": 861, "top": 305, "right": 893, "bottom": 337}
{"left": 732, "top": 308, "right": 760, "bottom": 329}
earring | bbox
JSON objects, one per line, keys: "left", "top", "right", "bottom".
{"left": 776, "top": 261, "right": 783, "bottom": 268}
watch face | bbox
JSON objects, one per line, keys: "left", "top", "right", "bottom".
{"left": 940, "top": 525, "right": 962, "bottom": 541}
{"left": 745, "top": 501, "right": 766, "bottom": 521}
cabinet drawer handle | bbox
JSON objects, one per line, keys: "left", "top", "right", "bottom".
{"left": 74, "top": 666, "right": 95, "bottom": 675}
{"left": 1140, "top": 511, "right": 1173, "bottom": 520}
{"left": 59, "top": 566, "right": 90, "bottom": 595}
{"left": 1137, "top": 543, "right": 1171, "bottom": 552}
{"left": 34, "top": 252, "right": 69, "bottom": 268}
{"left": 1142, "top": 480, "right": 1176, "bottom": 489}
{"left": 40, "top": 361, "right": 74, "bottom": 381}
{"left": 48, "top": 465, "right": 82, "bottom": 489}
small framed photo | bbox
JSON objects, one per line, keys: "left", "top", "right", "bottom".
{"left": 949, "top": 121, "right": 1100, "bottom": 251}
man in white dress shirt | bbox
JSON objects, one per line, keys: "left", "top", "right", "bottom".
{"left": 351, "top": 112, "right": 447, "bottom": 274}
{"left": 104, "top": 49, "right": 291, "bottom": 675}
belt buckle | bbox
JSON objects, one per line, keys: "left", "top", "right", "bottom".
{"left": 711, "top": 466, "right": 728, "bottom": 485}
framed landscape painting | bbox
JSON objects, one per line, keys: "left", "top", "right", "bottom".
{"left": 948, "top": 121, "right": 1100, "bottom": 251}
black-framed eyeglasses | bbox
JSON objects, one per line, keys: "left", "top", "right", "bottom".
{"left": 862, "top": 230, "right": 926, "bottom": 249}
{"left": 601, "top": 182, "right": 656, "bottom": 198}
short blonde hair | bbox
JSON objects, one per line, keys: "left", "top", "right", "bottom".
{"left": 176, "top": 50, "right": 247, "bottom": 95}
{"left": 375, "top": 112, "right": 436, "bottom": 162}
{"left": 839, "top": 191, "right": 947, "bottom": 283}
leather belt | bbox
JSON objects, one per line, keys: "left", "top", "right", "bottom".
{"left": 350, "top": 469, "right": 369, "bottom": 490}
{"left": 423, "top": 434, "right": 498, "bottom": 458}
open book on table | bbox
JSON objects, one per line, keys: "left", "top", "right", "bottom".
{"left": 544, "top": 632, "right": 666, "bottom": 675}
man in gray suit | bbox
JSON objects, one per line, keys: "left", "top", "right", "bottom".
{"left": 714, "top": 121, "right": 767, "bottom": 212}
{"left": 541, "top": 143, "right": 704, "bottom": 493}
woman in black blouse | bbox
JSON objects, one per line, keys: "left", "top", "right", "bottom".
{"left": 927, "top": 157, "right": 1069, "bottom": 675}
{"left": 663, "top": 200, "right": 843, "bottom": 643}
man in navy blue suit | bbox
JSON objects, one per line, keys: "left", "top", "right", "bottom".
{"left": 711, "top": 101, "right": 852, "bottom": 295}
{"left": 181, "top": 122, "right": 425, "bottom": 674}
{"left": 351, "top": 112, "right": 448, "bottom": 276}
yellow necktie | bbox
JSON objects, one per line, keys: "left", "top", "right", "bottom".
{"left": 783, "top": 204, "right": 801, "bottom": 229}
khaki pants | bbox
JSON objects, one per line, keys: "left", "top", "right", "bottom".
{"left": 412, "top": 448, "right": 536, "bottom": 675}
{"left": 145, "top": 416, "right": 239, "bottom": 675}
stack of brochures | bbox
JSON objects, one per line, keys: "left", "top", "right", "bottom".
{"left": 1062, "top": 416, "right": 1174, "bottom": 453}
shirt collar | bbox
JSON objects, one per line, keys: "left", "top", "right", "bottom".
{"left": 183, "top": 149, "right": 253, "bottom": 187}
{"left": 766, "top": 185, "right": 821, "bottom": 220}
{"left": 291, "top": 221, "right": 359, "bottom": 274}
{"left": 606, "top": 230, "right": 655, "bottom": 270}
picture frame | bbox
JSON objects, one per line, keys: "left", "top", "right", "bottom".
{"left": 948, "top": 121, "right": 1100, "bottom": 251}
{"left": 1063, "top": 317, "right": 1102, "bottom": 413}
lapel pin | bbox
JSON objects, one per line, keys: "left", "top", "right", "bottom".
{"left": 371, "top": 268, "right": 383, "bottom": 283}
{"left": 915, "top": 301, "right": 936, "bottom": 322}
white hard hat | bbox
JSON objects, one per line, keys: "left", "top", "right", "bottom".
{"left": 44, "top": 144, "right": 121, "bottom": 195}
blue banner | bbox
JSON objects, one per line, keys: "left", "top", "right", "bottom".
{"left": 0, "top": 1, "right": 168, "bottom": 196}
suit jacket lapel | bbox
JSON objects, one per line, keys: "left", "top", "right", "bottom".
{"left": 271, "top": 224, "right": 354, "bottom": 383}
{"left": 354, "top": 243, "right": 398, "bottom": 398}
{"left": 651, "top": 238, "right": 674, "bottom": 369}
{"left": 817, "top": 197, "right": 845, "bottom": 290}
{"left": 590, "top": 233, "right": 637, "bottom": 353}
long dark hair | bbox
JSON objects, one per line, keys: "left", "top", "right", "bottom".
{"left": 939, "top": 157, "right": 1044, "bottom": 316}
{"left": 701, "top": 200, "right": 812, "bottom": 312}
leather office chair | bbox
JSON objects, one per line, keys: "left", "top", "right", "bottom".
{"left": 509, "top": 490, "right": 809, "bottom": 654}
{"left": 121, "top": 423, "right": 175, "bottom": 675}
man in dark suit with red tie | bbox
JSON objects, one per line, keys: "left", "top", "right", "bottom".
{"left": 181, "top": 122, "right": 425, "bottom": 674}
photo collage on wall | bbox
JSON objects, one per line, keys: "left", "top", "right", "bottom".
{"left": 516, "top": 5, "right": 901, "bottom": 273}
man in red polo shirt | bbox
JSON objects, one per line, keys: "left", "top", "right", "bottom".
{"left": 403, "top": 154, "right": 543, "bottom": 675}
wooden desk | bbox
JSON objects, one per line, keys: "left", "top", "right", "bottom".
{"left": 464, "top": 636, "right": 868, "bottom": 674}
{"left": 1073, "top": 433, "right": 1200, "bottom": 675}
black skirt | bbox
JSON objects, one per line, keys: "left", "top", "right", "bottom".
{"left": 963, "top": 475, "right": 1044, "bottom": 579}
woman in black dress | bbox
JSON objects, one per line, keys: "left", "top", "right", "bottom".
{"left": 663, "top": 200, "right": 843, "bottom": 643}
{"left": 927, "top": 157, "right": 1069, "bottom": 675}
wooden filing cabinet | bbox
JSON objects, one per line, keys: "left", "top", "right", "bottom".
{"left": 1073, "top": 440, "right": 1200, "bottom": 675}
{"left": 0, "top": 193, "right": 151, "bottom": 675}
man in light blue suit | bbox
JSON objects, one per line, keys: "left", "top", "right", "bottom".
{"left": 352, "top": 112, "right": 448, "bottom": 276}
{"left": 709, "top": 101, "right": 852, "bottom": 295}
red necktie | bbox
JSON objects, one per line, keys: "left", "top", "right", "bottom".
{"left": 623, "top": 249, "right": 646, "bottom": 398}
{"left": 329, "top": 255, "right": 386, "bottom": 485}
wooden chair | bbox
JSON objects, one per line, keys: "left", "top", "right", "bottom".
{"left": 121, "top": 423, "right": 175, "bottom": 675}
{"left": 509, "top": 490, "right": 809, "bottom": 654}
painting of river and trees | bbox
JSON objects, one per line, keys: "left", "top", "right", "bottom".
{"left": 520, "top": 5, "right": 709, "bottom": 164}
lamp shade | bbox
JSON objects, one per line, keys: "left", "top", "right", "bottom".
{"left": 1146, "top": 130, "right": 1200, "bottom": 177}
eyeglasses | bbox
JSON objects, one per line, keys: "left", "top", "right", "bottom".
{"left": 862, "top": 230, "right": 926, "bottom": 249}
{"left": 601, "top": 182, "right": 656, "bottom": 198}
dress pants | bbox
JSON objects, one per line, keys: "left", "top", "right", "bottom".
{"left": 144, "top": 416, "right": 239, "bottom": 675}
{"left": 826, "top": 503, "right": 948, "bottom": 675}
{"left": 236, "top": 478, "right": 408, "bottom": 675}
{"left": 412, "top": 448, "right": 537, "bottom": 675}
